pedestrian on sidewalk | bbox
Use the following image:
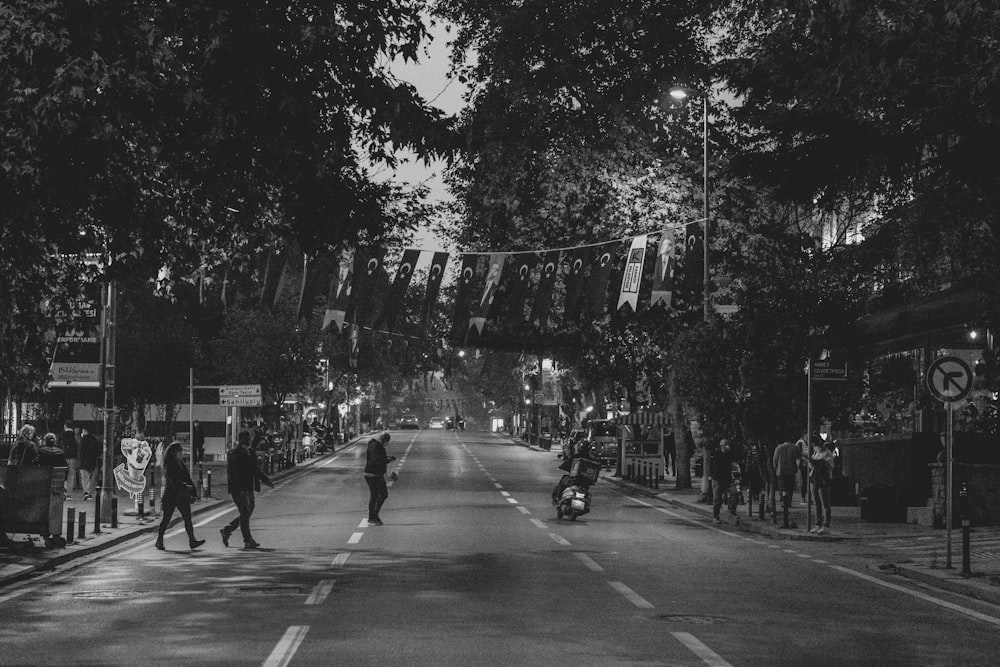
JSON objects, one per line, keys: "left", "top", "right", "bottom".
{"left": 220, "top": 430, "right": 273, "bottom": 549}
{"left": 710, "top": 439, "right": 740, "bottom": 524}
{"left": 809, "top": 438, "right": 835, "bottom": 534}
{"left": 36, "top": 432, "right": 68, "bottom": 469}
{"left": 772, "top": 439, "right": 801, "bottom": 529}
{"left": 155, "top": 441, "right": 205, "bottom": 551}
{"left": 79, "top": 425, "right": 101, "bottom": 501}
{"left": 58, "top": 421, "right": 79, "bottom": 499}
{"left": 363, "top": 432, "right": 395, "bottom": 526}
{"left": 8, "top": 425, "right": 38, "bottom": 466}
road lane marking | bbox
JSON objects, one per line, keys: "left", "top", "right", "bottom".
{"left": 494, "top": 483, "right": 504, "bottom": 489}
{"left": 548, "top": 533, "right": 570, "bottom": 546}
{"left": 305, "top": 580, "right": 334, "bottom": 605}
{"left": 632, "top": 498, "right": 740, "bottom": 537}
{"left": 358, "top": 519, "right": 370, "bottom": 528}
{"left": 530, "top": 519, "right": 547, "bottom": 530}
{"left": 671, "top": 632, "right": 733, "bottom": 667}
{"left": 608, "top": 581, "right": 654, "bottom": 609}
{"left": 348, "top": 532, "right": 363, "bottom": 544}
{"left": 500, "top": 491, "right": 510, "bottom": 497}
{"left": 573, "top": 552, "right": 604, "bottom": 572}
{"left": 830, "top": 565, "right": 1000, "bottom": 629}
{"left": 505, "top": 497, "right": 519, "bottom": 504}
{"left": 263, "top": 625, "right": 309, "bottom": 667}
{"left": 331, "top": 553, "right": 350, "bottom": 568}
{"left": 516, "top": 506, "right": 531, "bottom": 514}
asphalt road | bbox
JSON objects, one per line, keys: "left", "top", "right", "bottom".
{"left": 1, "top": 429, "right": 999, "bottom": 665}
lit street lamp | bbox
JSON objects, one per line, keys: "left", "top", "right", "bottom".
{"left": 667, "top": 85, "right": 711, "bottom": 322}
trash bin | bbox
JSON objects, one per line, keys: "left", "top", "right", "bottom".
{"left": 0, "top": 465, "right": 67, "bottom": 547}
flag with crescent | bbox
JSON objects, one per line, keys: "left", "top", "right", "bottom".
{"left": 450, "top": 254, "right": 481, "bottom": 341}
{"left": 322, "top": 249, "right": 353, "bottom": 333}
{"left": 348, "top": 323, "right": 359, "bottom": 369}
{"left": 530, "top": 250, "right": 562, "bottom": 329}
{"left": 586, "top": 241, "right": 619, "bottom": 317}
{"left": 617, "top": 235, "right": 647, "bottom": 313}
{"left": 562, "top": 246, "right": 591, "bottom": 323}
{"left": 421, "top": 252, "right": 449, "bottom": 328}
{"left": 296, "top": 250, "right": 336, "bottom": 321}
{"left": 260, "top": 244, "right": 292, "bottom": 309}
{"left": 349, "top": 246, "right": 387, "bottom": 328}
{"left": 650, "top": 227, "right": 677, "bottom": 309}
{"left": 501, "top": 253, "right": 539, "bottom": 329}
{"left": 684, "top": 221, "right": 703, "bottom": 310}
{"left": 377, "top": 248, "right": 421, "bottom": 331}
{"left": 469, "top": 252, "right": 506, "bottom": 336}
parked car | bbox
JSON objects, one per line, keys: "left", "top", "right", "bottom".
{"left": 399, "top": 414, "right": 420, "bottom": 430}
{"left": 561, "top": 429, "right": 586, "bottom": 459}
{"left": 428, "top": 416, "right": 447, "bottom": 429}
{"left": 586, "top": 419, "right": 619, "bottom": 467}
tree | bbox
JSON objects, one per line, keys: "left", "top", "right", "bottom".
{"left": 1, "top": 0, "right": 456, "bottom": 385}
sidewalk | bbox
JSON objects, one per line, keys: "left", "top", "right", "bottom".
{"left": 0, "top": 436, "right": 367, "bottom": 589}
{"left": 510, "top": 434, "right": 1000, "bottom": 607}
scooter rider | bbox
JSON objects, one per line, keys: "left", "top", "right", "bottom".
{"left": 552, "top": 438, "right": 593, "bottom": 503}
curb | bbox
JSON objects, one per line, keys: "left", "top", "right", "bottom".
{"left": 892, "top": 563, "right": 1000, "bottom": 607}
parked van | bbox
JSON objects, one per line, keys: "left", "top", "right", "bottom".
{"left": 586, "top": 419, "right": 619, "bottom": 467}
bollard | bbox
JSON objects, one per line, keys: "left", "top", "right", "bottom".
{"left": 78, "top": 511, "right": 86, "bottom": 540}
{"left": 66, "top": 507, "right": 76, "bottom": 544}
{"left": 654, "top": 463, "right": 660, "bottom": 489}
{"left": 960, "top": 482, "right": 971, "bottom": 576}
{"left": 206, "top": 469, "right": 212, "bottom": 498}
{"left": 111, "top": 497, "right": 119, "bottom": 528}
{"left": 137, "top": 494, "right": 145, "bottom": 519}
{"left": 758, "top": 492, "right": 765, "bottom": 521}
{"left": 93, "top": 489, "right": 102, "bottom": 534}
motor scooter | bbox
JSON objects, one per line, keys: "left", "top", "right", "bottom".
{"left": 555, "top": 480, "right": 592, "bottom": 521}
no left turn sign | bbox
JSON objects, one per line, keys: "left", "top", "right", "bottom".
{"left": 926, "top": 355, "right": 973, "bottom": 403}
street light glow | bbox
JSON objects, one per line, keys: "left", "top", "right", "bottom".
{"left": 669, "top": 87, "right": 689, "bottom": 101}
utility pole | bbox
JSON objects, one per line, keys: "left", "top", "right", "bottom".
{"left": 99, "top": 279, "right": 117, "bottom": 523}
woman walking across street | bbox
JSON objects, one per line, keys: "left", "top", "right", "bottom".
{"left": 155, "top": 441, "right": 205, "bottom": 551}
{"left": 809, "top": 438, "right": 835, "bottom": 534}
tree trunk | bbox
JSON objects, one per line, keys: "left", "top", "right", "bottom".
{"left": 669, "top": 369, "right": 692, "bottom": 490}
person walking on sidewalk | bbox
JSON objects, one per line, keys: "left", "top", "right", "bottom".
{"left": 220, "top": 430, "right": 273, "bottom": 549}
{"left": 79, "top": 426, "right": 101, "bottom": 501}
{"left": 363, "top": 432, "right": 395, "bottom": 526}
{"left": 809, "top": 438, "right": 835, "bottom": 534}
{"left": 772, "top": 439, "right": 801, "bottom": 529}
{"left": 155, "top": 441, "right": 205, "bottom": 551}
{"left": 710, "top": 439, "right": 740, "bottom": 524}
{"left": 8, "top": 425, "right": 38, "bottom": 466}
{"left": 58, "top": 421, "right": 79, "bottom": 500}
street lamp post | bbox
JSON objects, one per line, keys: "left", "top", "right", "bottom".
{"left": 668, "top": 85, "right": 710, "bottom": 322}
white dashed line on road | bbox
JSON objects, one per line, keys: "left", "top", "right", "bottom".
{"left": 608, "top": 581, "right": 654, "bottom": 609}
{"left": 305, "top": 580, "right": 334, "bottom": 605}
{"left": 530, "top": 518, "right": 547, "bottom": 530}
{"left": 573, "top": 552, "right": 604, "bottom": 572}
{"left": 516, "top": 506, "right": 531, "bottom": 514}
{"left": 348, "top": 532, "right": 363, "bottom": 544}
{"left": 262, "top": 625, "right": 309, "bottom": 667}
{"left": 331, "top": 553, "right": 350, "bottom": 568}
{"left": 547, "top": 533, "right": 570, "bottom": 546}
{"left": 671, "top": 631, "right": 733, "bottom": 667}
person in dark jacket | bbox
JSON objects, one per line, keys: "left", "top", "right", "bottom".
{"left": 8, "top": 425, "right": 38, "bottom": 466}
{"left": 220, "top": 430, "right": 273, "bottom": 549}
{"left": 154, "top": 441, "right": 205, "bottom": 551}
{"left": 79, "top": 426, "right": 102, "bottom": 501}
{"left": 363, "top": 432, "right": 395, "bottom": 526}
{"left": 36, "top": 432, "right": 68, "bottom": 469}
{"left": 710, "top": 438, "right": 739, "bottom": 524}
{"left": 58, "top": 420, "right": 79, "bottom": 499}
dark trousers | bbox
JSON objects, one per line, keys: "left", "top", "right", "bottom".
{"left": 157, "top": 496, "right": 195, "bottom": 544}
{"left": 712, "top": 478, "right": 736, "bottom": 518}
{"left": 223, "top": 491, "right": 256, "bottom": 543}
{"left": 365, "top": 475, "right": 387, "bottom": 521}
{"left": 812, "top": 482, "right": 832, "bottom": 527}
{"left": 777, "top": 473, "right": 797, "bottom": 526}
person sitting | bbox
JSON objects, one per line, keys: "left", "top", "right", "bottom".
{"left": 552, "top": 440, "right": 594, "bottom": 503}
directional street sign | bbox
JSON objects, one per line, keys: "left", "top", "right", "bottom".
{"left": 219, "top": 384, "right": 262, "bottom": 397}
{"left": 812, "top": 359, "right": 848, "bottom": 381}
{"left": 926, "top": 356, "right": 973, "bottom": 403}
{"left": 220, "top": 395, "right": 263, "bottom": 407}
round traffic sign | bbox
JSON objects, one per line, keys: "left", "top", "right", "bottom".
{"left": 926, "top": 356, "right": 973, "bottom": 403}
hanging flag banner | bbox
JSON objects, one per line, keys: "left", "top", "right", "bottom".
{"left": 587, "top": 242, "right": 619, "bottom": 317}
{"left": 617, "top": 235, "right": 648, "bottom": 312}
{"left": 350, "top": 246, "right": 387, "bottom": 328}
{"left": 421, "top": 252, "right": 449, "bottom": 329}
{"left": 530, "top": 251, "right": 562, "bottom": 330}
{"left": 378, "top": 248, "right": 421, "bottom": 331}
{"left": 502, "top": 253, "right": 539, "bottom": 328}
{"left": 650, "top": 227, "right": 677, "bottom": 308}
{"left": 451, "top": 254, "right": 481, "bottom": 340}
{"left": 348, "top": 323, "right": 360, "bottom": 369}
{"left": 296, "top": 250, "right": 336, "bottom": 320}
{"left": 684, "top": 221, "right": 703, "bottom": 309}
{"left": 469, "top": 252, "right": 506, "bottom": 336}
{"left": 322, "top": 250, "right": 353, "bottom": 333}
{"left": 562, "top": 246, "right": 591, "bottom": 323}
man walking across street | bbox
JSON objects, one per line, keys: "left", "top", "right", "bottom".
{"left": 363, "top": 432, "right": 395, "bottom": 526}
{"left": 773, "top": 439, "right": 802, "bottom": 529}
{"left": 221, "top": 430, "right": 273, "bottom": 549}
{"left": 710, "top": 439, "right": 739, "bottom": 525}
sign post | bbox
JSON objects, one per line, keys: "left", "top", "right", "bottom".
{"left": 925, "top": 355, "right": 973, "bottom": 569}
{"left": 219, "top": 385, "right": 263, "bottom": 452}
